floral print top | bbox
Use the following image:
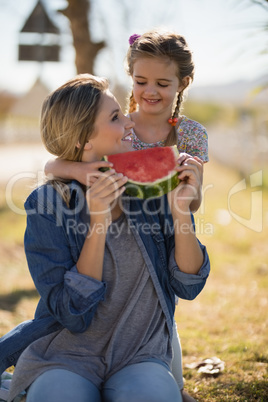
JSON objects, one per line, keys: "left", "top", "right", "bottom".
{"left": 131, "top": 115, "right": 209, "bottom": 162}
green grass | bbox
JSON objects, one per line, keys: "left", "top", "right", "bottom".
{"left": 0, "top": 158, "right": 267, "bottom": 400}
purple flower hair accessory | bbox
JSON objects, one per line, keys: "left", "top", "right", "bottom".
{"left": 128, "top": 34, "right": 140, "bottom": 46}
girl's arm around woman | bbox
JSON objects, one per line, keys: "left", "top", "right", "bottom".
{"left": 167, "top": 156, "right": 210, "bottom": 299}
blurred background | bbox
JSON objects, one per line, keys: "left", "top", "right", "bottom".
{"left": 0, "top": 0, "right": 267, "bottom": 178}
{"left": 0, "top": 0, "right": 267, "bottom": 400}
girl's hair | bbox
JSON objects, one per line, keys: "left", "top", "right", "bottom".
{"left": 126, "top": 29, "right": 195, "bottom": 146}
{"left": 41, "top": 73, "right": 109, "bottom": 204}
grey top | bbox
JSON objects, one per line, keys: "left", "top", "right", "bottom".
{"left": 8, "top": 214, "right": 172, "bottom": 399}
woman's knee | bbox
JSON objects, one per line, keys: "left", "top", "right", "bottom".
{"left": 103, "top": 362, "right": 182, "bottom": 402}
{"left": 26, "top": 369, "right": 101, "bottom": 402}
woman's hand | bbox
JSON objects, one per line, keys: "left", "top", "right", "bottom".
{"left": 77, "top": 170, "right": 128, "bottom": 280}
{"left": 86, "top": 170, "right": 128, "bottom": 225}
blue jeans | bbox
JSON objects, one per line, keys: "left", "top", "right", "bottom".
{"left": 26, "top": 363, "right": 182, "bottom": 402}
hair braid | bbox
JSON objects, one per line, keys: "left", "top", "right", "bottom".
{"left": 173, "top": 92, "right": 183, "bottom": 119}
{"left": 127, "top": 90, "right": 138, "bottom": 114}
{"left": 165, "top": 92, "right": 182, "bottom": 146}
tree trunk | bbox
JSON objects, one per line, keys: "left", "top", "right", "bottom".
{"left": 59, "top": 0, "right": 105, "bottom": 74}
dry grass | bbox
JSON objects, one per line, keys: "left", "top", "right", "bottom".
{"left": 176, "top": 158, "right": 268, "bottom": 401}
{"left": 0, "top": 179, "right": 39, "bottom": 333}
{"left": 0, "top": 157, "right": 267, "bottom": 400}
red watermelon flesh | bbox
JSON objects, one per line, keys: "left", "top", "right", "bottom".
{"left": 106, "top": 146, "right": 177, "bottom": 183}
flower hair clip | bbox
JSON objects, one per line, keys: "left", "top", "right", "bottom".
{"left": 129, "top": 34, "right": 141, "bottom": 46}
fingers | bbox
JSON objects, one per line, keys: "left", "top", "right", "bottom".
{"left": 177, "top": 168, "right": 200, "bottom": 188}
{"left": 177, "top": 158, "right": 200, "bottom": 176}
{"left": 178, "top": 153, "right": 203, "bottom": 164}
{"left": 177, "top": 153, "right": 188, "bottom": 165}
{"left": 176, "top": 154, "right": 203, "bottom": 184}
{"left": 90, "top": 160, "right": 113, "bottom": 169}
{"left": 85, "top": 170, "right": 107, "bottom": 186}
{"left": 178, "top": 153, "right": 203, "bottom": 169}
{"left": 90, "top": 170, "right": 128, "bottom": 200}
{"left": 86, "top": 170, "right": 128, "bottom": 216}
{"left": 193, "top": 155, "right": 204, "bottom": 165}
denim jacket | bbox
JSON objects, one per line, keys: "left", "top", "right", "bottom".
{"left": 0, "top": 181, "right": 210, "bottom": 374}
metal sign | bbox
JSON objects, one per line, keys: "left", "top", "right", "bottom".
{"left": 20, "top": 0, "right": 59, "bottom": 34}
{"left": 19, "top": 44, "right": 60, "bottom": 62}
{"left": 18, "top": 0, "right": 60, "bottom": 62}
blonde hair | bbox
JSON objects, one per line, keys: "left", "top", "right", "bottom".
{"left": 126, "top": 28, "right": 195, "bottom": 146}
{"left": 41, "top": 73, "right": 109, "bottom": 204}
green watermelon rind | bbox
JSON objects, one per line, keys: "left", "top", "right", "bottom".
{"left": 103, "top": 146, "right": 180, "bottom": 199}
{"left": 124, "top": 172, "right": 180, "bottom": 199}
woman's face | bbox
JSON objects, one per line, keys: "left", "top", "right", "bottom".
{"left": 84, "top": 91, "right": 134, "bottom": 161}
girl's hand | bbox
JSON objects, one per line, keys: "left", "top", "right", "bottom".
{"left": 168, "top": 155, "right": 203, "bottom": 215}
{"left": 177, "top": 153, "right": 204, "bottom": 184}
{"left": 86, "top": 170, "right": 128, "bottom": 225}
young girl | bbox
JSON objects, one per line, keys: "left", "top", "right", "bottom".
{"left": 44, "top": 29, "right": 208, "bottom": 400}
{"left": 6, "top": 74, "right": 209, "bottom": 402}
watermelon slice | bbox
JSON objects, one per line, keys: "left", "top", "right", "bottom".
{"left": 104, "top": 145, "right": 180, "bottom": 199}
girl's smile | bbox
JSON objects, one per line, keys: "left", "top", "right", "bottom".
{"left": 143, "top": 99, "right": 161, "bottom": 104}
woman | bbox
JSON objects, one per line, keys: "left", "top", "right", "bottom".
{"left": 7, "top": 74, "right": 210, "bottom": 402}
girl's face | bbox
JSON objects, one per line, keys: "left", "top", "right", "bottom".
{"left": 132, "top": 57, "right": 184, "bottom": 117}
{"left": 86, "top": 90, "right": 134, "bottom": 161}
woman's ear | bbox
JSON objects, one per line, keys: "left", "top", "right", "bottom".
{"left": 83, "top": 141, "right": 93, "bottom": 151}
{"left": 76, "top": 141, "right": 92, "bottom": 150}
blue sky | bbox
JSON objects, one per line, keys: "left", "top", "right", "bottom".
{"left": 0, "top": 0, "right": 267, "bottom": 94}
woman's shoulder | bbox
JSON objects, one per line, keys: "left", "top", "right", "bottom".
{"left": 24, "top": 180, "right": 84, "bottom": 214}
{"left": 25, "top": 182, "right": 62, "bottom": 203}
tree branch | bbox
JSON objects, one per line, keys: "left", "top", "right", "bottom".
{"left": 59, "top": 0, "right": 105, "bottom": 74}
